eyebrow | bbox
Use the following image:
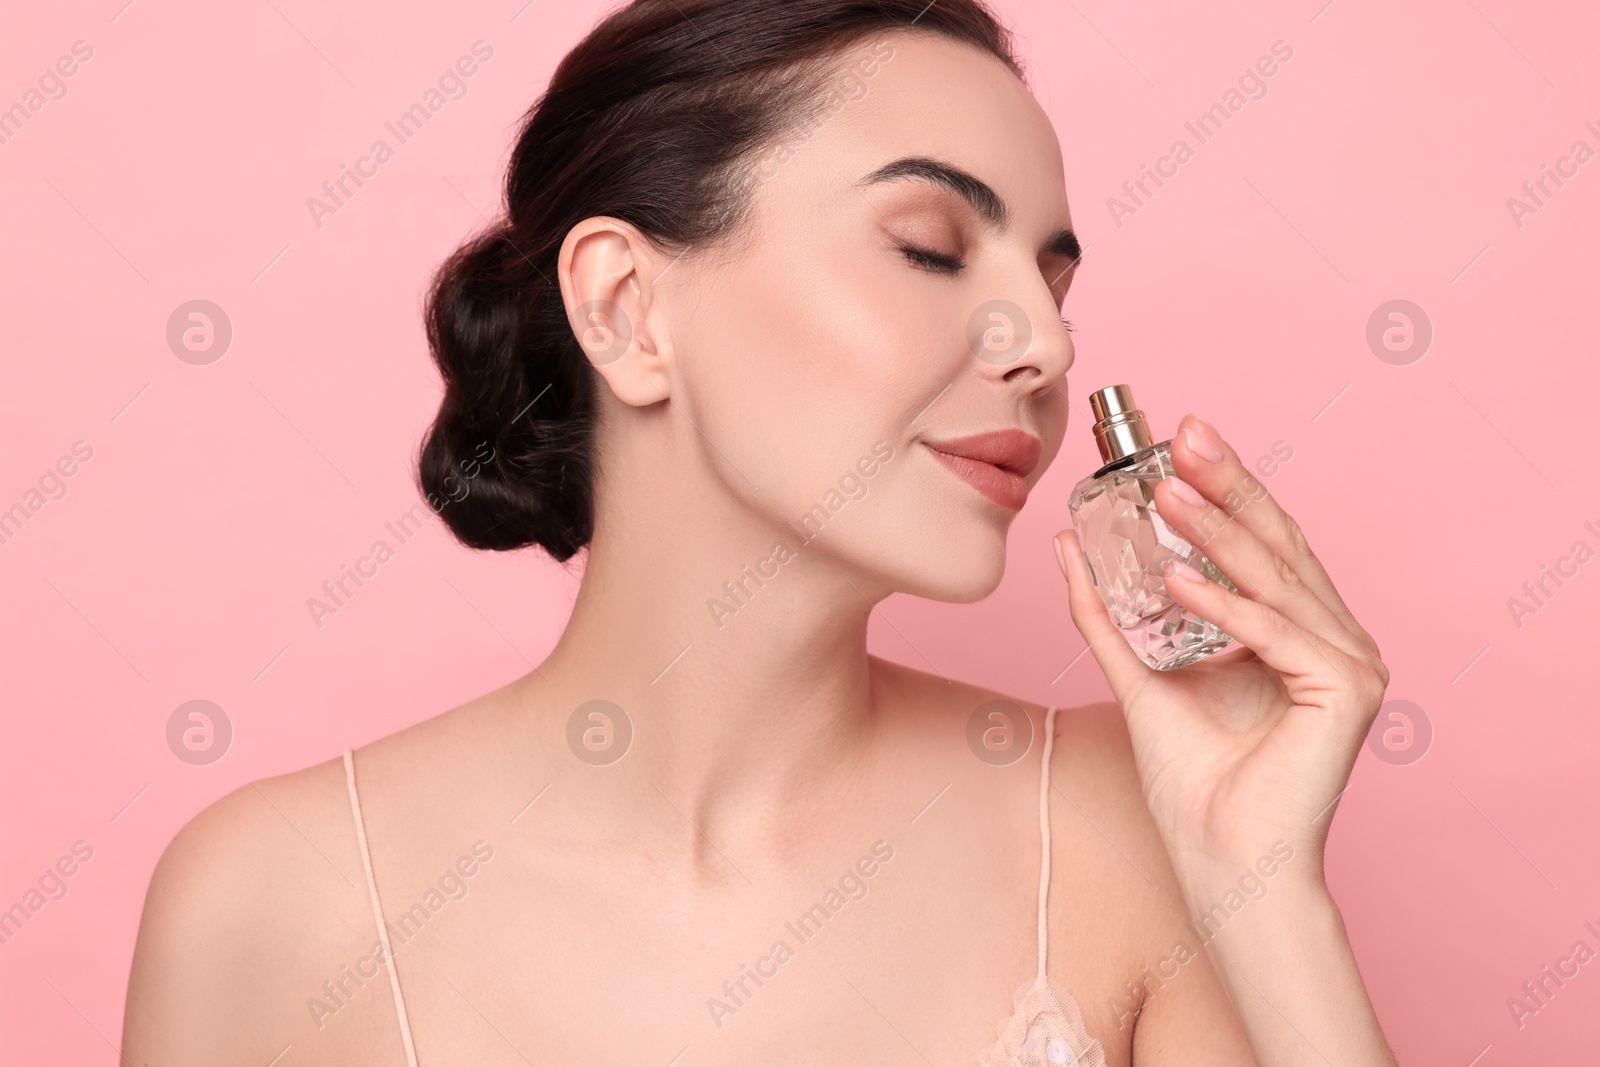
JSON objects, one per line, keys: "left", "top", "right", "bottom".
{"left": 856, "top": 156, "right": 1083, "bottom": 266}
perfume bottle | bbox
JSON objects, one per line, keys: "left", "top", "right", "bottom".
{"left": 1066, "top": 385, "right": 1236, "bottom": 670}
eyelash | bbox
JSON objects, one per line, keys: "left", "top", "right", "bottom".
{"left": 901, "top": 244, "right": 1077, "bottom": 332}
{"left": 899, "top": 243, "right": 965, "bottom": 274}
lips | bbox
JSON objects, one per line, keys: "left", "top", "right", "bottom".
{"left": 923, "top": 428, "right": 1043, "bottom": 511}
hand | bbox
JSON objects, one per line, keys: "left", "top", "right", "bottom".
{"left": 1052, "top": 413, "right": 1389, "bottom": 892}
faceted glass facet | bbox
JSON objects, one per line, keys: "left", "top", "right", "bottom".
{"left": 1066, "top": 440, "right": 1236, "bottom": 670}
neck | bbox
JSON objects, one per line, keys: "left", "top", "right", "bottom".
{"left": 520, "top": 437, "right": 894, "bottom": 849}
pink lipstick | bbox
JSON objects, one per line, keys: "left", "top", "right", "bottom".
{"left": 923, "top": 428, "right": 1042, "bottom": 511}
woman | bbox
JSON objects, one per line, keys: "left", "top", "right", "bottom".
{"left": 124, "top": 1, "right": 1397, "bottom": 1063}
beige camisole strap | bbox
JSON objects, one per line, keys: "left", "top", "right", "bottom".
{"left": 1035, "top": 703, "right": 1060, "bottom": 981}
{"left": 343, "top": 748, "right": 421, "bottom": 1067}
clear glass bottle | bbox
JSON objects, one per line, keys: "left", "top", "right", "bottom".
{"left": 1066, "top": 385, "right": 1236, "bottom": 670}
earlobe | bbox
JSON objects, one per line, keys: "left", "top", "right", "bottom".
{"left": 557, "top": 216, "right": 674, "bottom": 407}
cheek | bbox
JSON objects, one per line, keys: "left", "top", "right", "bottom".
{"left": 762, "top": 236, "right": 936, "bottom": 397}
{"left": 682, "top": 235, "right": 950, "bottom": 502}
{"left": 669, "top": 239, "right": 1018, "bottom": 601}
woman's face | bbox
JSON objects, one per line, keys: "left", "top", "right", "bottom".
{"left": 633, "top": 31, "right": 1077, "bottom": 603}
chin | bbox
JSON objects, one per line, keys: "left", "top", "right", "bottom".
{"left": 879, "top": 520, "right": 1010, "bottom": 603}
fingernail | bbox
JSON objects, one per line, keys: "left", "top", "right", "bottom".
{"left": 1183, "top": 424, "right": 1223, "bottom": 463}
{"left": 1166, "top": 559, "right": 1207, "bottom": 583}
{"left": 1169, "top": 476, "right": 1207, "bottom": 507}
{"left": 1052, "top": 533, "right": 1070, "bottom": 581}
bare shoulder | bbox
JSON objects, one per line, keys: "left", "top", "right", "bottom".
{"left": 868, "top": 653, "right": 1144, "bottom": 803}
{"left": 871, "top": 657, "right": 1221, "bottom": 1043}
{"left": 122, "top": 675, "right": 533, "bottom": 1064}
{"left": 123, "top": 752, "right": 412, "bottom": 1064}
{"left": 871, "top": 655, "right": 1164, "bottom": 877}
{"left": 1032, "top": 696, "right": 1257, "bottom": 1059}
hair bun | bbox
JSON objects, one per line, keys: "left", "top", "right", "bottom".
{"left": 418, "top": 227, "right": 595, "bottom": 560}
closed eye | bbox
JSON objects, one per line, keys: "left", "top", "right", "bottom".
{"left": 900, "top": 242, "right": 1077, "bottom": 333}
{"left": 899, "top": 243, "right": 965, "bottom": 275}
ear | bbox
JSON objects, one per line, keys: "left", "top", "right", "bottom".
{"left": 556, "top": 216, "right": 675, "bottom": 406}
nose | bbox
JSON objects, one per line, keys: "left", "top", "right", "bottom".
{"left": 960, "top": 294, "right": 1075, "bottom": 395}
{"left": 966, "top": 292, "right": 1075, "bottom": 393}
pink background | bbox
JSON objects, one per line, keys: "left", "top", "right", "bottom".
{"left": 3, "top": 0, "right": 1597, "bottom": 1060}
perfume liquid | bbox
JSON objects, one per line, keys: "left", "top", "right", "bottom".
{"left": 1066, "top": 385, "right": 1236, "bottom": 670}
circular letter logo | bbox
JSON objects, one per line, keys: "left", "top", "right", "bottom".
{"left": 1366, "top": 300, "right": 1432, "bottom": 366}
{"left": 166, "top": 699, "right": 233, "bottom": 765}
{"left": 166, "top": 300, "right": 234, "bottom": 366}
{"left": 1365, "top": 699, "right": 1432, "bottom": 766}
{"left": 967, "top": 299, "right": 1033, "bottom": 366}
{"left": 572, "top": 300, "right": 632, "bottom": 368}
{"left": 966, "top": 699, "right": 1034, "bottom": 766}
{"left": 567, "top": 699, "right": 633, "bottom": 765}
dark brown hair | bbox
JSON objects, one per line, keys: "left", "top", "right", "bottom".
{"left": 418, "top": 0, "right": 1022, "bottom": 561}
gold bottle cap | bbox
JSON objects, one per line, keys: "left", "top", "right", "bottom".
{"left": 1089, "top": 384, "right": 1152, "bottom": 465}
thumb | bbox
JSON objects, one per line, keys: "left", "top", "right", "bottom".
{"left": 1052, "top": 527, "right": 1151, "bottom": 706}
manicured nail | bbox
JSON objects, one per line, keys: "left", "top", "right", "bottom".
{"left": 1053, "top": 533, "right": 1071, "bottom": 581}
{"left": 1169, "top": 476, "right": 1207, "bottom": 507}
{"left": 1182, "top": 425, "right": 1223, "bottom": 463}
{"left": 1166, "top": 559, "right": 1207, "bottom": 583}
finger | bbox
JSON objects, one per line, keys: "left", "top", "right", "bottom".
{"left": 1150, "top": 475, "right": 1373, "bottom": 664}
{"left": 1163, "top": 557, "right": 1390, "bottom": 751}
{"left": 1052, "top": 527, "right": 1152, "bottom": 706}
{"left": 1171, "top": 415, "right": 1381, "bottom": 656}
{"left": 1156, "top": 553, "right": 1354, "bottom": 693}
